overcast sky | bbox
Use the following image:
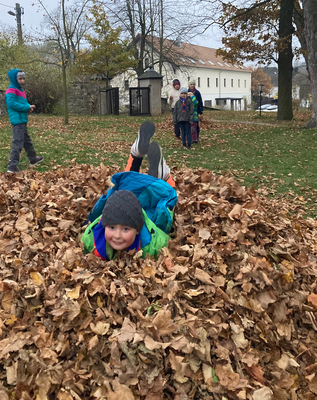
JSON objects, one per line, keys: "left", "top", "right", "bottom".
{"left": 0, "top": 0, "right": 223, "bottom": 49}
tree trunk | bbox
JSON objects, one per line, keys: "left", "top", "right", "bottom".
{"left": 62, "top": 61, "right": 69, "bottom": 125}
{"left": 293, "top": 0, "right": 307, "bottom": 65}
{"left": 277, "top": 0, "right": 294, "bottom": 121}
{"left": 302, "top": 0, "right": 317, "bottom": 128}
{"left": 159, "top": 0, "right": 164, "bottom": 75}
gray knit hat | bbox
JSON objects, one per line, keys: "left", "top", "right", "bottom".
{"left": 180, "top": 87, "right": 188, "bottom": 94}
{"left": 101, "top": 190, "right": 144, "bottom": 232}
{"left": 17, "top": 71, "right": 26, "bottom": 79}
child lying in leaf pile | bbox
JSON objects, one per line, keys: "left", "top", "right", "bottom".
{"left": 81, "top": 121, "right": 177, "bottom": 260}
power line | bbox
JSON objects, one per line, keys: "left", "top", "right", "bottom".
{"left": 0, "top": 2, "right": 14, "bottom": 8}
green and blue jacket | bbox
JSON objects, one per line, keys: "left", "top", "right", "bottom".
{"left": 81, "top": 171, "right": 177, "bottom": 261}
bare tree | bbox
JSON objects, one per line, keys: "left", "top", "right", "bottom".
{"left": 101, "top": 0, "right": 200, "bottom": 77}
{"left": 36, "top": 0, "right": 92, "bottom": 124}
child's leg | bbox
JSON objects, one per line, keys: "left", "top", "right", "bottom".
{"left": 147, "top": 141, "right": 175, "bottom": 187}
{"left": 186, "top": 122, "right": 192, "bottom": 149}
{"left": 124, "top": 120, "right": 155, "bottom": 172}
{"left": 174, "top": 122, "right": 181, "bottom": 139}
{"left": 7, "top": 124, "right": 25, "bottom": 172}
{"left": 124, "top": 154, "right": 143, "bottom": 172}
{"left": 191, "top": 122, "right": 198, "bottom": 142}
{"left": 197, "top": 118, "right": 200, "bottom": 141}
{"left": 173, "top": 116, "right": 180, "bottom": 139}
{"left": 23, "top": 125, "right": 38, "bottom": 162}
{"left": 179, "top": 122, "right": 186, "bottom": 147}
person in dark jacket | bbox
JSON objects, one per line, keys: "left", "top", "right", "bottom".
{"left": 5, "top": 69, "right": 43, "bottom": 173}
{"left": 188, "top": 80, "right": 203, "bottom": 142}
{"left": 172, "top": 87, "right": 194, "bottom": 149}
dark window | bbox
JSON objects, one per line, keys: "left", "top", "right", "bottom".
{"left": 207, "top": 78, "right": 210, "bottom": 87}
{"left": 216, "top": 78, "right": 218, "bottom": 87}
{"left": 124, "top": 80, "right": 129, "bottom": 91}
{"left": 231, "top": 79, "right": 233, "bottom": 87}
{"left": 224, "top": 78, "right": 226, "bottom": 87}
{"left": 198, "top": 77, "right": 201, "bottom": 87}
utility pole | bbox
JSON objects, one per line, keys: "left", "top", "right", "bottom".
{"left": 7, "top": 3, "right": 23, "bottom": 45}
{"left": 16, "top": 3, "right": 23, "bottom": 45}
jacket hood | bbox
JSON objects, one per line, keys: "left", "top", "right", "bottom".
{"left": 8, "top": 68, "right": 23, "bottom": 89}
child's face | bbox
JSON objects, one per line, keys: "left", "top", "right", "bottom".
{"left": 180, "top": 92, "right": 187, "bottom": 99}
{"left": 174, "top": 83, "right": 180, "bottom": 90}
{"left": 105, "top": 224, "right": 138, "bottom": 250}
{"left": 17, "top": 77, "right": 25, "bottom": 87}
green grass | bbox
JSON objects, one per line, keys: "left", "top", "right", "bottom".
{"left": 1, "top": 110, "right": 317, "bottom": 216}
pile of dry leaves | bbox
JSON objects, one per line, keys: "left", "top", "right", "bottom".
{"left": 1, "top": 164, "right": 317, "bottom": 400}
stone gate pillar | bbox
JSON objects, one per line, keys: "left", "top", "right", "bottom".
{"left": 138, "top": 65, "right": 163, "bottom": 116}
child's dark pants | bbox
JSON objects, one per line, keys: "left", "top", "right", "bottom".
{"left": 8, "top": 123, "right": 37, "bottom": 171}
{"left": 179, "top": 121, "right": 192, "bottom": 148}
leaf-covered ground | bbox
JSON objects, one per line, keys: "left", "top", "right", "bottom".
{"left": 1, "top": 164, "right": 317, "bottom": 400}
{"left": 1, "top": 112, "right": 317, "bottom": 217}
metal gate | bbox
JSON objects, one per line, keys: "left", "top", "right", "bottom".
{"left": 129, "top": 87, "right": 150, "bottom": 116}
{"left": 99, "top": 88, "right": 119, "bottom": 115}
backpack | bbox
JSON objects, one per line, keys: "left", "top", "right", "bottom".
{"left": 87, "top": 171, "right": 177, "bottom": 234}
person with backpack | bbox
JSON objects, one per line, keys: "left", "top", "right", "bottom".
{"left": 81, "top": 121, "right": 177, "bottom": 261}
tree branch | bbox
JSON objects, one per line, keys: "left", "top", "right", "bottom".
{"left": 223, "top": 0, "right": 274, "bottom": 27}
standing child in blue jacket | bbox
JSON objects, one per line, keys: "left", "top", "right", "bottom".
{"left": 5, "top": 69, "right": 43, "bottom": 173}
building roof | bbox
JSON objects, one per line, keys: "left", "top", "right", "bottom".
{"left": 146, "top": 36, "right": 252, "bottom": 72}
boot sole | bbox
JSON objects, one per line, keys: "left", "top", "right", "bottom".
{"left": 138, "top": 121, "right": 155, "bottom": 155}
{"left": 148, "top": 141, "right": 162, "bottom": 178}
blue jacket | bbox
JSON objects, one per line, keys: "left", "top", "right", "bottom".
{"left": 5, "top": 68, "right": 31, "bottom": 126}
{"left": 87, "top": 171, "right": 177, "bottom": 233}
{"left": 82, "top": 171, "right": 178, "bottom": 260}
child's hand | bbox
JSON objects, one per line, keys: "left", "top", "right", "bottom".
{"left": 29, "top": 105, "right": 36, "bottom": 113}
{"left": 188, "top": 92, "right": 193, "bottom": 96}
{"left": 169, "top": 95, "right": 173, "bottom": 99}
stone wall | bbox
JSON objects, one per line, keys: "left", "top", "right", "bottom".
{"left": 0, "top": 90, "right": 6, "bottom": 116}
{"left": 67, "top": 79, "right": 107, "bottom": 115}
{"left": 0, "top": 83, "right": 104, "bottom": 116}
{"left": 0, "top": 84, "right": 168, "bottom": 116}
{"left": 161, "top": 97, "right": 170, "bottom": 114}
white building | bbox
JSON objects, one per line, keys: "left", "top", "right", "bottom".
{"left": 111, "top": 36, "right": 252, "bottom": 111}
